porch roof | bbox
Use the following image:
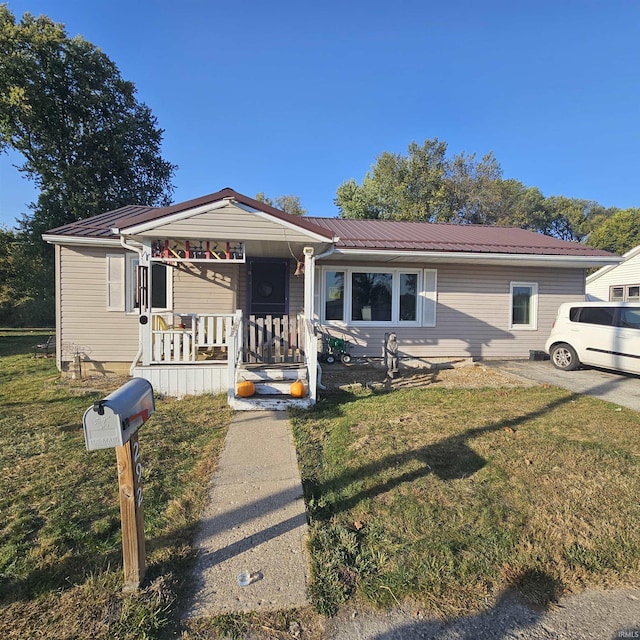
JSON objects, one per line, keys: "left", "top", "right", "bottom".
{"left": 43, "top": 188, "right": 334, "bottom": 242}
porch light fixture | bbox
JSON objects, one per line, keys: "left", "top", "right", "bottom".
{"left": 294, "top": 260, "right": 305, "bottom": 277}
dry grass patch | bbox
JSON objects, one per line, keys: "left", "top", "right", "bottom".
{"left": 291, "top": 385, "right": 640, "bottom": 617}
{"left": 0, "top": 332, "right": 232, "bottom": 639}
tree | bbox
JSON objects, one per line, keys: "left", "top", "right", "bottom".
{"left": 537, "top": 196, "right": 610, "bottom": 243}
{"left": 334, "top": 138, "right": 619, "bottom": 243}
{"left": 439, "top": 151, "right": 502, "bottom": 224}
{"left": 335, "top": 139, "right": 448, "bottom": 220}
{"left": 255, "top": 192, "right": 306, "bottom": 215}
{"left": 586, "top": 208, "right": 640, "bottom": 254}
{"left": 335, "top": 139, "right": 506, "bottom": 223}
{"left": 0, "top": 6, "right": 176, "bottom": 324}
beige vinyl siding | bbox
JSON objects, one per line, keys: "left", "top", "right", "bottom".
{"left": 143, "top": 203, "right": 318, "bottom": 243}
{"left": 289, "top": 260, "right": 304, "bottom": 316}
{"left": 319, "top": 262, "right": 585, "bottom": 360}
{"left": 172, "top": 263, "right": 237, "bottom": 313}
{"left": 59, "top": 246, "right": 139, "bottom": 364}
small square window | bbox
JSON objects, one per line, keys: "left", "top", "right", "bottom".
{"left": 610, "top": 286, "right": 624, "bottom": 302}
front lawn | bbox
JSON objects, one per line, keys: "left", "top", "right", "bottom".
{"left": 2, "top": 328, "right": 639, "bottom": 638}
{"left": 0, "top": 331, "right": 233, "bottom": 639}
{"left": 291, "top": 385, "right": 640, "bottom": 617}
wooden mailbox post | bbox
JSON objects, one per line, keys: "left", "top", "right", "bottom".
{"left": 83, "top": 378, "right": 155, "bottom": 591}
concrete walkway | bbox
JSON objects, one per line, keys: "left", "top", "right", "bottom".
{"left": 186, "top": 411, "right": 309, "bottom": 617}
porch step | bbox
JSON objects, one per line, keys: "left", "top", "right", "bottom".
{"left": 238, "top": 364, "right": 307, "bottom": 382}
{"left": 233, "top": 394, "right": 313, "bottom": 411}
{"left": 233, "top": 364, "right": 310, "bottom": 410}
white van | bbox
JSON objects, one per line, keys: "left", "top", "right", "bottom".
{"left": 545, "top": 302, "right": 640, "bottom": 374}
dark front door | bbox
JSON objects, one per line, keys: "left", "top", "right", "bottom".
{"left": 248, "top": 258, "right": 289, "bottom": 317}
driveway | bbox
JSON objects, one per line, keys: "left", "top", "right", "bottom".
{"left": 488, "top": 359, "right": 640, "bottom": 412}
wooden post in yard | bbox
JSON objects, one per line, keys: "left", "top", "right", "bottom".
{"left": 115, "top": 431, "right": 146, "bottom": 591}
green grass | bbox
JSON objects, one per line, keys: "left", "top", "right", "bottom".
{"left": 3, "top": 328, "right": 640, "bottom": 637}
{"left": 291, "top": 386, "right": 640, "bottom": 617}
{"left": 0, "top": 331, "right": 233, "bottom": 639}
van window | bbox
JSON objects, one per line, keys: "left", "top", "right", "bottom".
{"left": 619, "top": 308, "right": 640, "bottom": 330}
{"left": 577, "top": 307, "right": 616, "bottom": 326}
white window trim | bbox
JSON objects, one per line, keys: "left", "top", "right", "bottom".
{"left": 321, "top": 266, "right": 434, "bottom": 327}
{"left": 125, "top": 253, "right": 172, "bottom": 314}
{"left": 509, "top": 281, "right": 538, "bottom": 330}
{"left": 609, "top": 284, "right": 640, "bottom": 302}
{"left": 106, "top": 254, "right": 125, "bottom": 312}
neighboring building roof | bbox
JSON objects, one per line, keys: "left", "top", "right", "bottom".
{"left": 586, "top": 244, "right": 640, "bottom": 284}
{"left": 306, "top": 217, "right": 613, "bottom": 257}
{"left": 43, "top": 187, "right": 614, "bottom": 259}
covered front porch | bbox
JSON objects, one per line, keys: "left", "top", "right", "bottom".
{"left": 132, "top": 310, "right": 319, "bottom": 408}
{"left": 113, "top": 192, "right": 336, "bottom": 407}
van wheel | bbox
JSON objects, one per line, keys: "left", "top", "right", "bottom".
{"left": 550, "top": 344, "right": 580, "bottom": 371}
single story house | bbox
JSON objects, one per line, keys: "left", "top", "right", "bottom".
{"left": 586, "top": 244, "right": 640, "bottom": 302}
{"left": 43, "top": 187, "right": 620, "bottom": 409}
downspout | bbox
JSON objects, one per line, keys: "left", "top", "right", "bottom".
{"left": 304, "top": 239, "right": 338, "bottom": 321}
{"left": 120, "top": 235, "right": 145, "bottom": 375}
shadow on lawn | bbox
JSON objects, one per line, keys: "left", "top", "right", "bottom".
{"left": 304, "top": 388, "right": 584, "bottom": 519}
{"left": 339, "top": 569, "right": 564, "bottom": 640}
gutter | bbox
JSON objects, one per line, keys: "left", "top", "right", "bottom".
{"left": 120, "top": 236, "right": 145, "bottom": 375}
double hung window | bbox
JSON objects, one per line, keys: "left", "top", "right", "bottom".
{"left": 509, "top": 282, "right": 538, "bottom": 330}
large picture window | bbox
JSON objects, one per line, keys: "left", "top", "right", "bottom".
{"left": 510, "top": 282, "right": 538, "bottom": 330}
{"left": 322, "top": 268, "right": 434, "bottom": 326}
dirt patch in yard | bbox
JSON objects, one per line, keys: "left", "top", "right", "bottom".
{"left": 320, "top": 359, "right": 537, "bottom": 392}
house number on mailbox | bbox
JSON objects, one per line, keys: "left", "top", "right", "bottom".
{"left": 133, "top": 440, "right": 143, "bottom": 508}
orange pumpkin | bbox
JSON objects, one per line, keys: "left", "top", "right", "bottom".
{"left": 237, "top": 379, "right": 255, "bottom": 397}
{"left": 290, "top": 380, "right": 306, "bottom": 398}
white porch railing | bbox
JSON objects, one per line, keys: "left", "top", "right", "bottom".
{"left": 151, "top": 312, "right": 236, "bottom": 363}
{"left": 301, "top": 315, "right": 319, "bottom": 404}
{"left": 227, "top": 310, "right": 244, "bottom": 404}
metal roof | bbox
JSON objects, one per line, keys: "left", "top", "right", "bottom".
{"left": 44, "top": 188, "right": 614, "bottom": 259}
{"left": 305, "top": 217, "right": 614, "bottom": 257}
{"left": 45, "top": 188, "right": 334, "bottom": 241}
{"left": 46, "top": 205, "right": 158, "bottom": 238}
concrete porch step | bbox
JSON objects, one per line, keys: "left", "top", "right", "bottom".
{"left": 232, "top": 394, "right": 313, "bottom": 411}
{"left": 250, "top": 380, "right": 308, "bottom": 395}
{"left": 238, "top": 365, "right": 307, "bottom": 382}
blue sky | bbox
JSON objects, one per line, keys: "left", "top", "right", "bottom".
{"left": 1, "top": 0, "right": 639, "bottom": 229}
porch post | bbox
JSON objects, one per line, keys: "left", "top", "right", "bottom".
{"left": 140, "top": 241, "right": 152, "bottom": 366}
{"left": 303, "top": 247, "right": 315, "bottom": 321}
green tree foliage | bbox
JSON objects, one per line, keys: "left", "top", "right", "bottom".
{"left": 586, "top": 208, "right": 640, "bottom": 255}
{"left": 0, "top": 6, "right": 176, "bottom": 325}
{"left": 0, "top": 227, "right": 49, "bottom": 325}
{"left": 255, "top": 192, "right": 307, "bottom": 215}
{"left": 336, "top": 138, "right": 619, "bottom": 243}
{"left": 335, "top": 139, "right": 448, "bottom": 220}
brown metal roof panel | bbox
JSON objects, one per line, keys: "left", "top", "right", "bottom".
{"left": 46, "top": 205, "right": 158, "bottom": 238}
{"left": 307, "top": 217, "right": 614, "bottom": 256}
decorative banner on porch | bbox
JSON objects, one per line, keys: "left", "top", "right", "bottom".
{"left": 151, "top": 239, "right": 245, "bottom": 263}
